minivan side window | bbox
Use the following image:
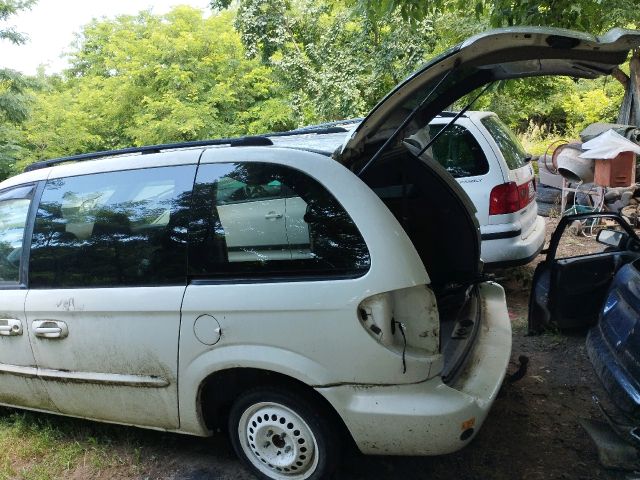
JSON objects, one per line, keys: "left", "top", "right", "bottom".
{"left": 0, "top": 185, "right": 34, "bottom": 285}
{"left": 29, "top": 165, "right": 196, "bottom": 288}
{"left": 189, "top": 162, "right": 370, "bottom": 280}
{"left": 428, "top": 124, "right": 489, "bottom": 178}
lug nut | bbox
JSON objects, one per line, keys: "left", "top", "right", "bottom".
{"left": 263, "top": 441, "right": 271, "bottom": 448}
{"left": 284, "top": 446, "right": 292, "bottom": 453}
{"left": 266, "top": 430, "right": 273, "bottom": 437}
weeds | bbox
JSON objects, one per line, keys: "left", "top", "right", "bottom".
{"left": 0, "top": 409, "right": 148, "bottom": 479}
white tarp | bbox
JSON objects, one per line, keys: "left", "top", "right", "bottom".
{"left": 579, "top": 129, "right": 640, "bottom": 159}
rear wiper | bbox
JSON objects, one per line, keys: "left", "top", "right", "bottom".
{"left": 416, "top": 82, "right": 495, "bottom": 158}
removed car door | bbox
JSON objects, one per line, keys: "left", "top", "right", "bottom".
{"left": 529, "top": 213, "right": 640, "bottom": 332}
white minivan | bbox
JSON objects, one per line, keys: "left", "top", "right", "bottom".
{"left": 273, "top": 111, "right": 546, "bottom": 267}
{"left": 0, "top": 28, "right": 637, "bottom": 480}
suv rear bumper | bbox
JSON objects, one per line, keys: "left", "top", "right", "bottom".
{"left": 482, "top": 215, "right": 545, "bottom": 266}
{"left": 317, "top": 282, "right": 511, "bottom": 455}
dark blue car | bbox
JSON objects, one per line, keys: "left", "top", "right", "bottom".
{"left": 587, "top": 258, "right": 640, "bottom": 418}
{"left": 529, "top": 213, "right": 640, "bottom": 418}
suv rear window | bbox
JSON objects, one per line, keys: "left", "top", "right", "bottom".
{"left": 428, "top": 124, "right": 489, "bottom": 178}
{"left": 480, "top": 115, "right": 528, "bottom": 170}
{"left": 189, "top": 162, "right": 370, "bottom": 280}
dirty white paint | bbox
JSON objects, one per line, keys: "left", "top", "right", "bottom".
{"left": 24, "top": 286, "right": 183, "bottom": 429}
{"left": 317, "top": 282, "right": 511, "bottom": 455}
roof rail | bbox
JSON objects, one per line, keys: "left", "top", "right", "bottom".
{"left": 23, "top": 136, "right": 274, "bottom": 172}
{"left": 267, "top": 118, "right": 363, "bottom": 138}
{"left": 436, "top": 111, "right": 467, "bottom": 118}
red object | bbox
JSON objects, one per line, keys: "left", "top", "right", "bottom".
{"left": 594, "top": 152, "right": 636, "bottom": 187}
{"left": 489, "top": 181, "right": 534, "bottom": 215}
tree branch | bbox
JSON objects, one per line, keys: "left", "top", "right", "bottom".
{"left": 611, "top": 67, "right": 629, "bottom": 87}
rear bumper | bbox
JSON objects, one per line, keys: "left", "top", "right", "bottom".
{"left": 317, "top": 282, "right": 511, "bottom": 455}
{"left": 587, "top": 325, "right": 640, "bottom": 419}
{"left": 482, "top": 215, "right": 545, "bottom": 266}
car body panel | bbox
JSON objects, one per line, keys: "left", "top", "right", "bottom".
{"left": 587, "top": 259, "right": 640, "bottom": 418}
{"left": 24, "top": 287, "right": 185, "bottom": 429}
{"left": 0, "top": 290, "right": 58, "bottom": 412}
{"left": 318, "top": 281, "right": 511, "bottom": 455}
{"left": 178, "top": 147, "right": 448, "bottom": 435}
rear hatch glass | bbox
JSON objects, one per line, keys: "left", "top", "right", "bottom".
{"left": 480, "top": 115, "right": 528, "bottom": 170}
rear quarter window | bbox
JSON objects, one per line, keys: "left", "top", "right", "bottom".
{"left": 481, "top": 115, "right": 528, "bottom": 170}
{"left": 428, "top": 124, "right": 489, "bottom": 178}
{"left": 189, "top": 161, "right": 371, "bottom": 280}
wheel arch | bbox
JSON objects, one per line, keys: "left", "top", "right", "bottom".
{"left": 196, "top": 367, "right": 356, "bottom": 449}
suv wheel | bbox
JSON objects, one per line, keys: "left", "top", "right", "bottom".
{"left": 228, "top": 387, "right": 340, "bottom": 480}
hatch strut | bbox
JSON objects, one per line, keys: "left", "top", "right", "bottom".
{"left": 357, "top": 67, "right": 455, "bottom": 177}
{"left": 416, "top": 82, "right": 495, "bottom": 158}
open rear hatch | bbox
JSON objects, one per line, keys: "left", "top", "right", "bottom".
{"left": 335, "top": 27, "right": 640, "bottom": 375}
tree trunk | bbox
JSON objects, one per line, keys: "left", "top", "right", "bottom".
{"left": 618, "top": 49, "right": 640, "bottom": 126}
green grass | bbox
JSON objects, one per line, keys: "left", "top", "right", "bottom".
{"left": 0, "top": 409, "right": 148, "bottom": 480}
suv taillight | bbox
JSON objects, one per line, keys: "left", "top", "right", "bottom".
{"left": 489, "top": 181, "right": 533, "bottom": 215}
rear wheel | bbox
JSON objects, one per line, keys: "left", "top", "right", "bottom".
{"left": 228, "top": 387, "right": 341, "bottom": 480}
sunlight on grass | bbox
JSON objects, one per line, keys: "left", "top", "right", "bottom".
{"left": 0, "top": 409, "right": 146, "bottom": 480}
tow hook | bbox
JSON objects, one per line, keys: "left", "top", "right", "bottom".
{"left": 507, "top": 355, "right": 529, "bottom": 383}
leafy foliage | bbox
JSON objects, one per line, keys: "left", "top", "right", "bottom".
{"left": 0, "top": 0, "right": 37, "bottom": 178}
{"left": 0, "top": 2, "right": 636, "bottom": 179}
{"left": 17, "top": 7, "right": 297, "bottom": 168}
{"left": 216, "top": 0, "right": 447, "bottom": 123}
{"left": 0, "top": 0, "right": 36, "bottom": 44}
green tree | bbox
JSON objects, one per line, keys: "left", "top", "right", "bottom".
{"left": 18, "top": 7, "right": 296, "bottom": 168}
{"left": 212, "top": 0, "right": 458, "bottom": 123}
{"left": 0, "top": 0, "right": 37, "bottom": 179}
{"left": 0, "top": 0, "right": 35, "bottom": 44}
{"left": 356, "top": 0, "right": 640, "bottom": 126}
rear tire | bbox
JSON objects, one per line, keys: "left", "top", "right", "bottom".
{"left": 228, "top": 386, "right": 341, "bottom": 480}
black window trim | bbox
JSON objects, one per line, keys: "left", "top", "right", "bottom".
{"left": 188, "top": 271, "right": 367, "bottom": 286}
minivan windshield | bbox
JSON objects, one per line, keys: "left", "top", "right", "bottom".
{"left": 480, "top": 115, "right": 528, "bottom": 170}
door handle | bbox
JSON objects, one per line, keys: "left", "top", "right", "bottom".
{"left": 265, "top": 211, "right": 283, "bottom": 220}
{"left": 32, "top": 320, "right": 69, "bottom": 339}
{"left": 0, "top": 319, "right": 23, "bottom": 336}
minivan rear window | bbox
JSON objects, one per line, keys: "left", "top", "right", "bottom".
{"left": 480, "top": 115, "right": 528, "bottom": 170}
{"left": 189, "top": 162, "right": 370, "bottom": 280}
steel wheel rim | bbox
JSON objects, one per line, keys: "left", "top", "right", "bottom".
{"left": 238, "top": 401, "right": 319, "bottom": 479}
